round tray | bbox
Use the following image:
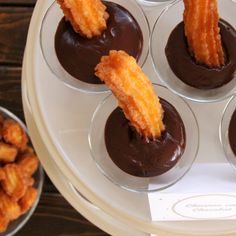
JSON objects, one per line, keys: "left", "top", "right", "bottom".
{"left": 24, "top": 0, "right": 236, "bottom": 235}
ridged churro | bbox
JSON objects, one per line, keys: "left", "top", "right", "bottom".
{"left": 183, "top": 0, "right": 224, "bottom": 67}
{"left": 57, "top": 0, "right": 109, "bottom": 38}
{"left": 95, "top": 50, "right": 165, "bottom": 139}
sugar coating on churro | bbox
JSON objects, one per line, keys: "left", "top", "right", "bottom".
{"left": 57, "top": 0, "right": 109, "bottom": 38}
{"left": 183, "top": 0, "right": 224, "bottom": 67}
{"left": 95, "top": 50, "right": 165, "bottom": 139}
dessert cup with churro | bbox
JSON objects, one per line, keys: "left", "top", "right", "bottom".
{"left": 220, "top": 95, "right": 236, "bottom": 169}
{"left": 89, "top": 51, "right": 199, "bottom": 192}
{"left": 151, "top": 0, "right": 236, "bottom": 103}
{"left": 40, "top": 0, "right": 149, "bottom": 93}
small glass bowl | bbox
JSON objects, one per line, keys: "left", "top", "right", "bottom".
{"left": 0, "top": 107, "right": 44, "bottom": 236}
{"left": 88, "top": 84, "right": 199, "bottom": 192}
{"left": 40, "top": 0, "right": 150, "bottom": 93}
{"left": 220, "top": 95, "right": 236, "bottom": 169}
{"left": 151, "top": 0, "right": 236, "bottom": 103}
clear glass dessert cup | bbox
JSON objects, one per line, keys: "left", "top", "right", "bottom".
{"left": 220, "top": 95, "right": 236, "bottom": 169}
{"left": 151, "top": 0, "right": 236, "bottom": 103}
{"left": 40, "top": 0, "right": 150, "bottom": 93}
{"left": 88, "top": 84, "right": 199, "bottom": 193}
{"left": 0, "top": 107, "right": 44, "bottom": 236}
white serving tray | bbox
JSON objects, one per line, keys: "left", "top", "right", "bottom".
{"left": 24, "top": 0, "right": 236, "bottom": 235}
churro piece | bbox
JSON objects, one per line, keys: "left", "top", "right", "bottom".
{"left": 19, "top": 187, "right": 38, "bottom": 214}
{"left": 2, "top": 119, "right": 28, "bottom": 151}
{"left": 0, "top": 169, "right": 5, "bottom": 180}
{"left": 0, "top": 191, "right": 21, "bottom": 221}
{"left": 0, "top": 142, "right": 18, "bottom": 163}
{"left": 95, "top": 50, "right": 165, "bottom": 139}
{"left": 183, "top": 0, "right": 224, "bottom": 67}
{"left": 0, "top": 164, "right": 27, "bottom": 201}
{"left": 26, "top": 177, "right": 35, "bottom": 187}
{"left": 57, "top": 0, "right": 109, "bottom": 38}
{"left": 18, "top": 153, "right": 39, "bottom": 177}
{"left": 0, "top": 213, "right": 9, "bottom": 233}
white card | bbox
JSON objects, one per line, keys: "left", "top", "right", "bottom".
{"left": 148, "top": 163, "right": 236, "bottom": 221}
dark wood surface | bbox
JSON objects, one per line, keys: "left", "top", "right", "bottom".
{"left": 0, "top": 1, "right": 109, "bottom": 235}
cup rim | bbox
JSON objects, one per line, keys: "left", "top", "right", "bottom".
{"left": 220, "top": 95, "right": 236, "bottom": 170}
{"left": 137, "top": 0, "right": 172, "bottom": 6}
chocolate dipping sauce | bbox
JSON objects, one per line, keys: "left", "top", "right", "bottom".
{"left": 229, "top": 109, "right": 236, "bottom": 156}
{"left": 105, "top": 99, "right": 186, "bottom": 177}
{"left": 55, "top": 2, "right": 143, "bottom": 84}
{"left": 165, "top": 20, "right": 236, "bottom": 90}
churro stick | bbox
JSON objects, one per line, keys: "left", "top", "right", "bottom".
{"left": 183, "top": 0, "right": 224, "bottom": 67}
{"left": 0, "top": 164, "right": 27, "bottom": 201}
{"left": 2, "top": 119, "right": 28, "bottom": 152}
{"left": 57, "top": 0, "right": 109, "bottom": 38}
{"left": 0, "top": 191, "right": 21, "bottom": 221}
{"left": 95, "top": 50, "right": 165, "bottom": 139}
{"left": 19, "top": 187, "right": 38, "bottom": 215}
{"left": 0, "top": 214, "right": 9, "bottom": 233}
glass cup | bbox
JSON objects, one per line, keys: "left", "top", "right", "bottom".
{"left": 0, "top": 107, "right": 44, "bottom": 236}
{"left": 220, "top": 95, "right": 236, "bottom": 169}
{"left": 88, "top": 84, "right": 199, "bottom": 192}
{"left": 151, "top": 0, "right": 236, "bottom": 103}
{"left": 40, "top": 0, "right": 150, "bottom": 93}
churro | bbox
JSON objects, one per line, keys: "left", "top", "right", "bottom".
{"left": 183, "top": 0, "right": 224, "bottom": 67}
{"left": 57, "top": 0, "right": 109, "bottom": 38}
{"left": 0, "top": 142, "right": 17, "bottom": 163}
{"left": 95, "top": 50, "right": 165, "bottom": 139}
{"left": 19, "top": 187, "right": 38, "bottom": 214}
{"left": 2, "top": 119, "right": 28, "bottom": 152}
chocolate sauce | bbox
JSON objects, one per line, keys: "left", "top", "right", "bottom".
{"left": 55, "top": 2, "right": 143, "bottom": 84}
{"left": 105, "top": 99, "right": 186, "bottom": 177}
{"left": 229, "top": 109, "right": 236, "bottom": 156}
{"left": 165, "top": 20, "right": 236, "bottom": 90}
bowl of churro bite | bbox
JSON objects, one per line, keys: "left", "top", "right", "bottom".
{"left": 0, "top": 107, "right": 43, "bottom": 235}
{"left": 151, "top": 0, "right": 236, "bottom": 102}
{"left": 89, "top": 50, "right": 199, "bottom": 192}
{"left": 40, "top": 0, "right": 149, "bottom": 93}
{"left": 220, "top": 95, "right": 236, "bottom": 169}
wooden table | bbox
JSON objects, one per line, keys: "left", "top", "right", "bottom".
{"left": 0, "top": 1, "right": 109, "bottom": 235}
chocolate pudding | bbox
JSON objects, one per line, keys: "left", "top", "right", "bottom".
{"left": 229, "top": 109, "right": 236, "bottom": 156}
{"left": 165, "top": 20, "right": 236, "bottom": 90}
{"left": 55, "top": 2, "right": 143, "bottom": 84}
{"left": 105, "top": 99, "right": 186, "bottom": 177}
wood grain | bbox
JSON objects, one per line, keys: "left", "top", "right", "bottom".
{"left": 0, "top": 7, "right": 33, "bottom": 65}
{"left": 16, "top": 194, "right": 109, "bottom": 236}
{"left": 0, "top": 66, "right": 23, "bottom": 119}
{"left": 0, "top": 0, "right": 36, "bottom": 6}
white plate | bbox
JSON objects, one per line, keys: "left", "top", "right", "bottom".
{"left": 24, "top": 0, "right": 236, "bottom": 235}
